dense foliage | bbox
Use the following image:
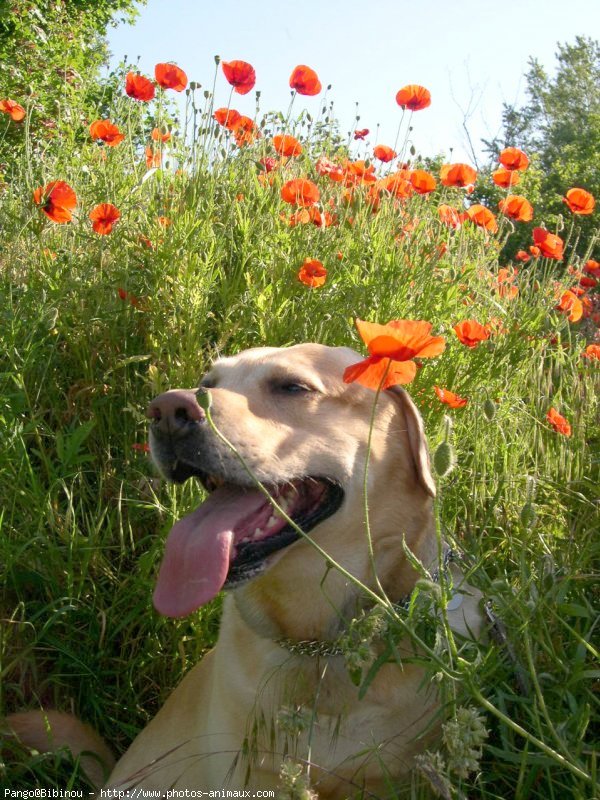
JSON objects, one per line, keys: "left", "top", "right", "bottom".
{"left": 1, "top": 36, "right": 599, "bottom": 800}
{"left": 0, "top": 0, "right": 143, "bottom": 163}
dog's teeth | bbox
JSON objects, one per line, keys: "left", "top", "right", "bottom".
{"left": 266, "top": 515, "right": 279, "bottom": 528}
{"left": 253, "top": 528, "right": 263, "bottom": 539}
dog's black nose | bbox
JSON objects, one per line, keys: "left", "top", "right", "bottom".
{"left": 147, "top": 389, "right": 206, "bottom": 436}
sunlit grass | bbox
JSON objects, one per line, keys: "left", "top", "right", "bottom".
{"left": 1, "top": 60, "right": 598, "bottom": 797}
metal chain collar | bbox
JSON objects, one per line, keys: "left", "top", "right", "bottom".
{"left": 276, "top": 548, "right": 456, "bottom": 659}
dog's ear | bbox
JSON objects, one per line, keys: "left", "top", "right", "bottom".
{"left": 386, "top": 386, "right": 436, "bottom": 498}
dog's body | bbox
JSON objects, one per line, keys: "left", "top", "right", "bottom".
{"left": 8, "top": 344, "right": 483, "bottom": 797}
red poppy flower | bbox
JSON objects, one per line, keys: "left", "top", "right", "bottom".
{"left": 151, "top": 127, "right": 171, "bottom": 143}
{"left": 259, "top": 156, "right": 278, "bottom": 173}
{"left": 515, "top": 250, "right": 531, "bottom": 262}
{"left": 499, "top": 147, "right": 529, "bottom": 171}
{"left": 273, "top": 134, "right": 302, "bottom": 157}
{"left": 496, "top": 274, "right": 519, "bottom": 299}
{"left": 533, "top": 228, "right": 564, "bottom": 260}
{"left": 584, "top": 259, "right": 599, "bottom": 275}
{"left": 467, "top": 204, "right": 498, "bottom": 233}
{"left": 232, "top": 115, "right": 259, "bottom": 147}
{"left": 299, "top": 207, "right": 335, "bottom": 228}
{"left": 0, "top": 98, "right": 26, "bottom": 121}
{"left": 373, "top": 144, "right": 396, "bottom": 162}
{"left": 546, "top": 407, "right": 571, "bottom": 436}
{"left": 145, "top": 146, "right": 161, "bottom": 168}
{"left": 289, "top": 65, "right": 322, "bottom": 96}
{"left": 222, "top": 60, "right": 256, "bottom": 95}
{"left": 492, "top": 167, "right": 520, "bottom": 188}
{"left": 453, "top": 319, "right": 490, "bottom": 348}
{"left": 582, "top": 344, "right": 600, "bottom": 361}
{"left": 440, "top": 163, "right": 477, "bottom": 188}
{"left": 125, "top": 72, "right": 155, "bottom": 102}
{"left": 438, "top": 204, "right": 461, "bottom": 228}
{"left": 564, "top": 188, "right": 595, "bottom": 215}
{"left": 315, "top": 156, "right": 343, "bottom": 181}
{"left": 298, "top": 258, "right": 327, "bottom": 287}
{"left": 281, "top": 178, "right": 320, "bottom": 207}
{"left": 344, "top": 319, "right": 445, "bottom": 390}
{"left": 32, "top": 181, "right": 77, "bottom": 223}
{"left": 578, "top": 273, "right": 597, "bottom": 289}
{"left": 529, "top": 245, "right": 541, "bottom": 258}
{"left": 395, "top": 85, "right": 431, "bottom": 111}
{"left": 89, "top": 203, "right": 120, "bottom": 235}
{"left": 132, "top": 442, "right": 150, "bottom": 453}
{"left": 376, "top": 171, "right": 413, "bottom": 198}
{"left": 555, "top": 290, "right": 583, "bottom": 322}
{"left": 410, "top": 169, "right": 437, "bottom": 194}
{"left": 343, "top": 159, "right": 377, "bottom": 186}
{"left": 89, "top": 119, "right": 125, "bottom": 146}
{"left": 498, "top": 195, "right": 534, "bottom": 222}
{"left": 354, "top": 129, "right": 369, "bottom": 140}
{"left": 434, "top": 386, "right": 468, "bottom": 408}
{"left": 285, "top": 208, "right": 333, "bottom": 228}
{"left": 213, "top": 107, "right": 242, "bottom": 130}
{"left": 155, "top": 62, "right": 188, "bottom": 92}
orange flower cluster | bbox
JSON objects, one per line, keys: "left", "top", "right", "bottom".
{"left": 125, "top": 62, "right": 188, "bottom": 101}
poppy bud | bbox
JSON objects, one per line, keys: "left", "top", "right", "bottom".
{"left": 483, "top": 398, "right": 496, "bottom": 422}
{"left": 214, "top": 55, "right": 221, "bottom": 65}
{"left": 433, "top": 441, "right": 456, "bottom": 478}
{"left": 196, "top": 388, "right": 212, "bottom": 411}
{"left": 415, "top": 579, "right": 442, "bottom": 600}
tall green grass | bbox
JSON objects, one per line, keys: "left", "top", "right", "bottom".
{"left": 1, "top": 63, "right": 598, "bottom": 797}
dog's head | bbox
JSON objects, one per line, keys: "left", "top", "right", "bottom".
{"left": 147, "top": 344, "right": 436, "bottom": 621}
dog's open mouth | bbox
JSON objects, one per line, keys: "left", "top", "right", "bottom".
{"left": 153, "top": 476, "right": 344, "bottom": 618}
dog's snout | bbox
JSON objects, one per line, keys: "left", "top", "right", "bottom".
{"left": 147, "top": 389, "right": 206, "bottom": 436}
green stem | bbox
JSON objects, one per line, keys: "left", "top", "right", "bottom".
{"left": 468, "top": 683, "right": 592, "bottom": 785}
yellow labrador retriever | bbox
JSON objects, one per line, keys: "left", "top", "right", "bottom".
{"left": 8, "top": 343, "right": 483, "bottom": 797}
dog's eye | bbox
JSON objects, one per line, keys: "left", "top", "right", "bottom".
{"left": 274, "top": 381, "right": 314, "bottom": 395}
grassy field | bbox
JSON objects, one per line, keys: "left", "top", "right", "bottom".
{"left": 1, "top": 61, "right": 599, "bottom": 798}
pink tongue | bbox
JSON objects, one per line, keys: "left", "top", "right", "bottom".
{"left": 153, "top": 485, "right": 269, "bottom": 617}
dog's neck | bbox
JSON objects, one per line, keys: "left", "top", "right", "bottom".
{"left": 232, "top": 505, "right": 438, "bottom": 644}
